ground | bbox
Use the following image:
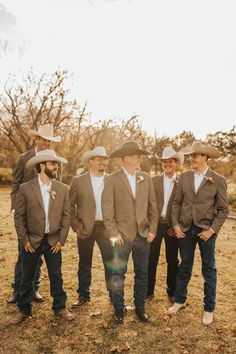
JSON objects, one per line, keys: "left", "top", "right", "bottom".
{"left": 0, "top": 186, "right": 235, "bottom": 354}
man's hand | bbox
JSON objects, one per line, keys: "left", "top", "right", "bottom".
{"left": 167, "top": 227, "right": 176, "bottom": 237}
{"left": 146, "top": 232, "right": 155, "bottom": 243}
{"left": 198, "top": 229, "right": 214, "bottom": 241}
{"left": 51, "top": 241, "right": 62, "bottom": 254}
{"left": 24, "top": 241, "right": 35, "bottom": 253}
{"left": 174, "top": 225, "right": 186, "bottom": 239}
{"left": 111, "top": 234, "right": 124, "bottom": 246}
{"left": 76, "top": 228, "right": 87, "bottom": 240}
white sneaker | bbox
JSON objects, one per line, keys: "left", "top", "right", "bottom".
{"left": 167, "top": 302, "right": 186, "bottom": 314}
{"left": 202, "top": 311, "right": 213, "bottom": 325}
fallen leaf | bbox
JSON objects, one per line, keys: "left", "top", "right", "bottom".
{"left": 90, "top": 310, "right": 101, "bottom": 317}
{"left": 101, "top": 320, "right": 108, "bottom": 328}
{"left": 110, "top": 342, "right": 130, "bottom": 353}
{"left": 164, "top": 327, "right": 172, "bottom": 332}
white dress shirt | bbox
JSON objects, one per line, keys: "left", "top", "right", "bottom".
{"left": 90, "top": 172, "right": 105, "bottom": 221}
{"left": 161, "top": 172, "right": 176, "bottom": 218}
{"left": 194, "top": 167, "right": 208, "bottom": 193}
{"left": 122, "top": 167, "right": 136, "bottom": 198}
{"left": 38, "top": 176, "right": 51, "bottom": 233}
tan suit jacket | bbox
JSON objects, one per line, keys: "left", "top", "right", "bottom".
{"left": 69, "top": 172, "right": 108, "bottom": 238}
{"left": 171, "top": 169, "right": 229, "bottom": 234}
{"left": 11, "top": 150, "right": 61, "bottom": 210}
{"left": 102, "top": 169, "right": 158, "bottom": 243}
{"left": 152, "top": 174, "right": 178, "bottom": 227}
{"left": 14, "top": 178, "right": 70, "bottom": 249}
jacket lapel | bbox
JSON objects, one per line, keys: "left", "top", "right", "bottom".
{"left": 118, "top": 169, "right": 135, "bottom": 200}
{"left": 190, "top": 170, "right": 195, "bottom": 194}
{"left": 196, "top": 168, "right": 211, "bottom": 195}
{"left": 31, "top": 178, "right": 45, "bottom": 211}
{"left": 85, "top": 172, "right": 96, "bottom": 202}
{"left": 49, "top": 180, "right": 57, "bottom": 211}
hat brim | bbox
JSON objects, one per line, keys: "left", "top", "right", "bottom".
{"left": 81, "top": 152, "right": 108, "bottom": 163}
{"left": 161, "top": 153, "right": 184, "bottom": 164}
{"left": 109, "top": 148, "right": 149, "bottom": 158}
{"left": 180, "top": 147, "right": 220, "bottom": 159}
{"left": 26, "top": 154, "right": 67, "bottom": 170}
{"left": 28, "top": 130, "right": 61, "bottom": 142}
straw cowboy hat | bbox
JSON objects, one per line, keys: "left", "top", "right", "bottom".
{"left": 28, "top": 125, "right": 61, "bottom": 142}
{"left": 81, "top": 146, "right": 108, "bottom": 164}
{"left": 26, "top": 149, "right": 67, "bottom": 170}
{"left": 180, "top": 141, "right": 220, "bottom": 159}
{"left": 110, "top": 141, "right": 149, "bottom": 158}
{"left": 161, "top": 146, "right": 184, "bottom": 164}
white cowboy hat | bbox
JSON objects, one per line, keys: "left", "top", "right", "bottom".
{"left": 28, "top": 125, "right": 61, "bottom": 142}
{"left": 26, "top": 149, "right": 67, "bottom": 170}
{"left": 180, "top": 141, "right": 220, "bottom": 159}
{"left": 109, "top": 141, "right": 149, "bottom": 158}
{"left": 81, "top": 146, "right": 108, "bottom": 163}
{"left": 161, "top": 146, "right": 184, "bottom": 164}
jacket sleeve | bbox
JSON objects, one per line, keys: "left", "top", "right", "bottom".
{"left": 148, "top": 177, "right": 158, "bottom": 235}
{"left": 58, "top": 187, "right": 71, "bottom": 245}
{"left": 210, "top": 177, "right": 229, "bottom": 234}
{"left": 101, "top": 177, "right": 120, "bottom": 238}
{"left": 69, "top": 177, "right": 80, "bottom": 232}
{"left": 171, "top": 174, "right": 184, "bottom": 227}
{"left": 11, "top": 156, "right": 24, "bottom": 210}
{"left": 14, "top": 185, "right": 29, "bottom": 246}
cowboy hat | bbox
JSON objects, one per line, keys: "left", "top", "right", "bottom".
{"left": 161, "top": 146, "right": 184, "bottom": 164}
{"left": 180, "top": 141, "right": 220, "bottom": 159}
{"left": 28, "top": 125, "right": 61, "bottom": 142}
{"left": 109, "top": 141, "right": 149, "bottom": 158}
{"left": 81, "top": 146, "right": 108, "bottom": 163}
{"left": 26, "top": 149, "right": 67, "bottom": 170}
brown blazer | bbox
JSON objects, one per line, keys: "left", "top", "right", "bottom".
{"left": 152, "top": 174, "right": 178, "bottom": 227}
{"left": 14, "top": 177, "right": 70, "bottom": 249}
{"left": 101, "top": 169, "right": 158, "bottom": 243}
{"left": 11, "top": 150, "right": 61, "bottom": 210}
{"left": 69, "top": 172, "right": 108, "bottom": 238}
{"left": 171, "top": 169, "right": 229, "bottom": 234}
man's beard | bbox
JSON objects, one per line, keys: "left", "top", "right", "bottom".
{"left": 45, "top": 167, "right": 57, "bottom": 179}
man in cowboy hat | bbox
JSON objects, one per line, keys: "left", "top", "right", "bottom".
{"left": 69, "top": 146, "right": 113, "bottom": 307}
{"left": 102, "top": 141, "right": 158, "bottom": 324}
{"left": 147, "top": 146, "right": 184, "bottom": 303}
{"left": 8, "top": 125, "right": 61, "bottom": 305}
{"left": 10, "top": 149, "right": 74, "bottom": 325}
{"left": 168, "top": 141, "right": 229, "bottom": 325}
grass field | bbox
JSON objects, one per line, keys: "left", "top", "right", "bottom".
{"left": 0, "top": 187, "right": 235, "bottom": 354}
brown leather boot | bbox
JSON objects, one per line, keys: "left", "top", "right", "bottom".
{"left": 55, "top": 308, "right": 74, "bottom": 321}
{"left": 7, "top": 292, "right": 19, "bottom": 304}
{"left": 10, "top": 312, "right": 31, "bottom": 325}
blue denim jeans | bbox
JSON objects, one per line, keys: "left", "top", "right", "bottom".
{"left": 12, "top": 240, "right": 42, "bottom": 294}
{"left": 18, "top": 237, "right": 67, "bottom": 315}
{"left": 112, "top": 235, "right": 150, "bottom": 311}
{"left": 175, "top": 224, "right": 217, "bottom": 312}
{"left": 77, "top": 224, "right": 113, "bottom": 300}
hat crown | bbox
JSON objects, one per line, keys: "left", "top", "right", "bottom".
{"left": 162, "top": 146, "right": 177, "bottom": 158}
{"left": 121, "top": 141, "right": 140, "bottom": 150}
{"left": 38, "top": 125, "right": 54, "bottom": 137}
{"left": 37, "top": 149, "right": 57, "bottom": 158}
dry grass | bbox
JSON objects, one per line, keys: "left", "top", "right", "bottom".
{"left": 0, "top": 186, "right": 236, "bottom": 354}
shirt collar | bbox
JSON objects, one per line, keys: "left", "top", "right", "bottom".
{"left": 194, "top": 167, "right": 208, "bottom": 177}
{"left": 90, "top": 171, "right": 105, "bottom": 178}
{"left": 163, "top": 172, "right": 176, "bottom": 182}
{"left": 38, "top": 175, "right": 52, "bottom": 188}
{"left": 122, "top": 167, "right": 136, "bottom": 177}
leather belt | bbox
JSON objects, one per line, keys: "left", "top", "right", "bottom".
{"left": 94, "top": 220, "right": 104, "bottom": 225}
{"left": 159, "top": 216, "right": 168, "bottom": 225}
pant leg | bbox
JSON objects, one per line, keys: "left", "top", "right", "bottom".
{"left": 17, "top": 244, "right": 42, "bottom": 315}
{"left": 95, "top": 225, "right": 114, "bottom": 295}
{"left": 12, "top": 241, "right": 24, "bottom": 294}
{"left": 174, "top": 227, "right": 197, "bottom": 304}
{"left": 77, "top": 233, "right": 95, "bottom": 299}
{"left": 147, "top": 224, "right": 163, "bottom": 296}
{"left": 198, "top": 234, "right": 217, "bottom": 312}
{"left": 164, "top": 229, "right": 179, "bottom": 297}
{"left": 33, "top": 256, "right": 43, "bottom": 291}
{"left": 132, "top": 235, "right": 150, "bottom": 309}
{"left": 112, "top": 242, "right": 131, "bottom": 311}
{"left": 43, "top": 239, "right": 67, "bottom": 313}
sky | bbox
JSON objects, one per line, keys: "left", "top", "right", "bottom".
{"left": 0, "top": 0, "right": 235, "bottom": 139}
